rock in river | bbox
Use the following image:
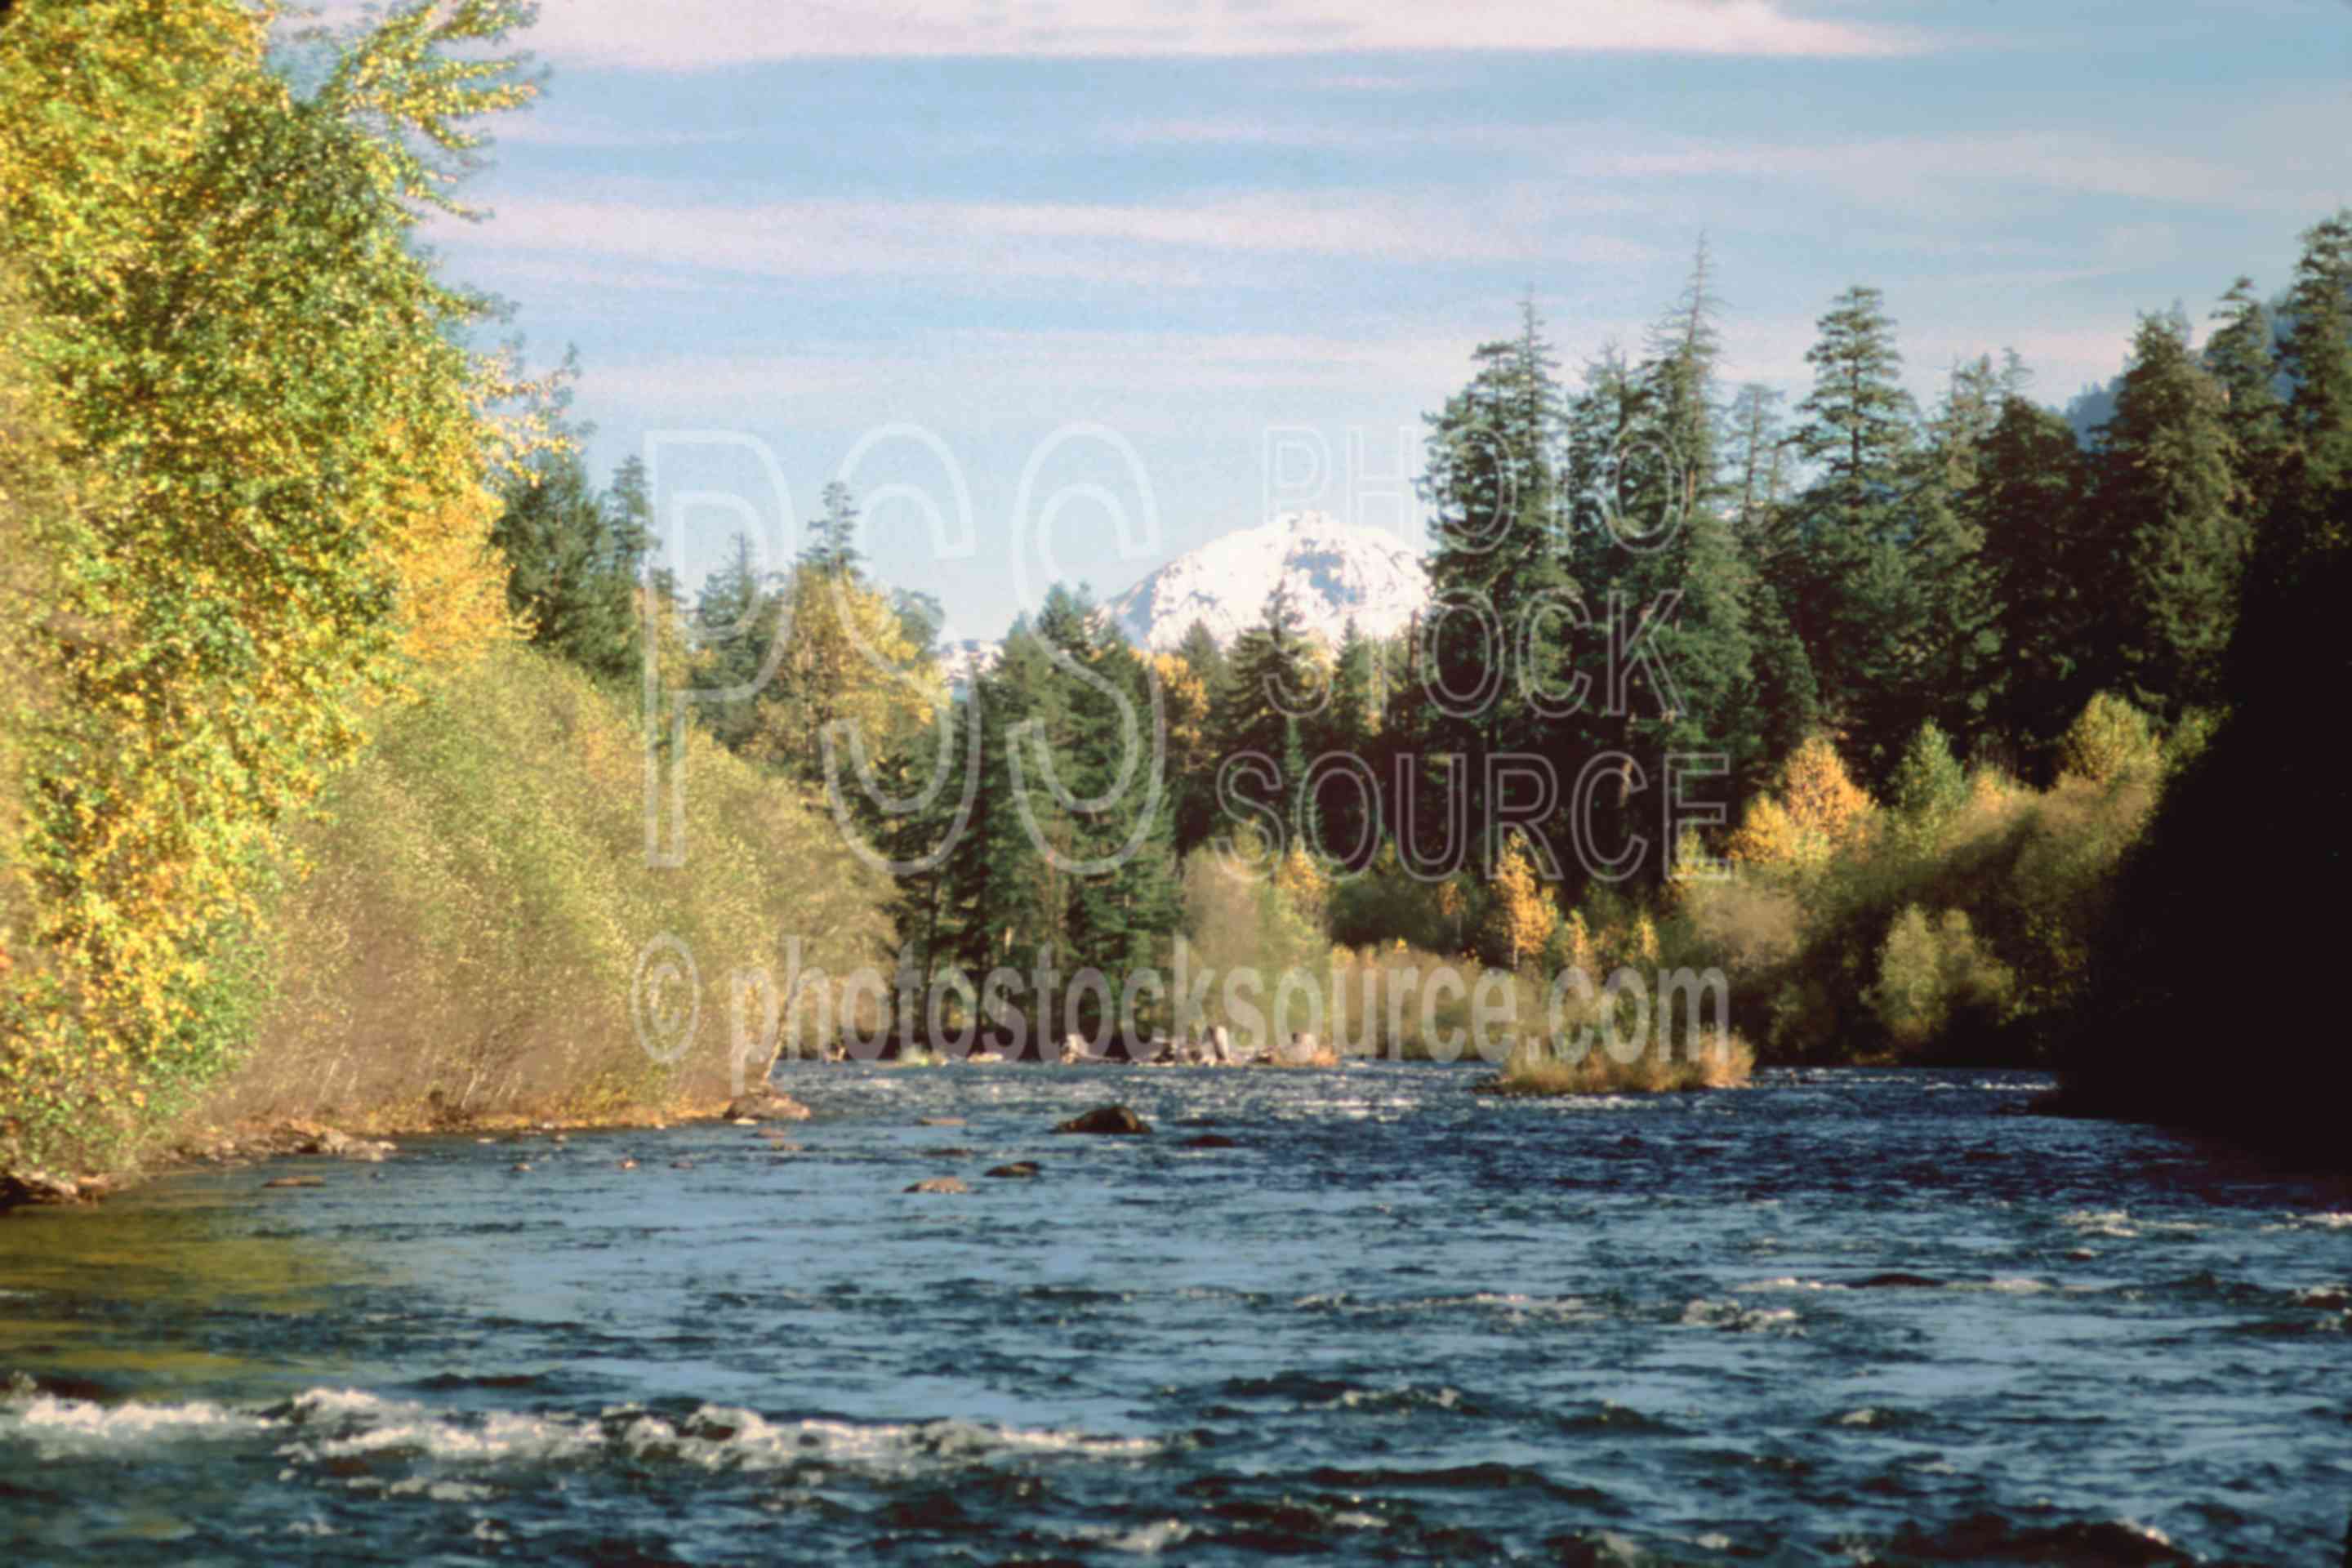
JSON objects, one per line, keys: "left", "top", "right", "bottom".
{"left": 1054, "top": 1104, "right": 1152, "bottom": 1136}
{"left": 906, "top": 1176, "right": 969, "bottom": 1195}
{"left": 724, "top": 1090, "right": 813, "bottom": 1123}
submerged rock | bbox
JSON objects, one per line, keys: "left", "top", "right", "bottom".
{"left": 1055, "top": 1104, "right": 1152, "bottom": 1136}
{"left": 906, "top": 1176, "right": 969, "bottom": 1194}
{"left": 984, "top": 1161, "right": 1041, "bottom": 1179}
{"left": 1181, "top": 1134, "right": 1237, "bottom": 1150}
{"left": 1851, "top": 1272, "right": 1944, "bottom": 1289}
{"left": 261, "top": 1175, "right": 323, "bottom": 1189}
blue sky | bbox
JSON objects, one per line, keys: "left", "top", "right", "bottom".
{"left": 395, "top": 0, "right": 2352, "bottom": 647}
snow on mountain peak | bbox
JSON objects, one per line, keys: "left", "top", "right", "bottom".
{"left": 936, "top": 511, "right": 1428, "bottom": 687}
{"left": 1104, "top": 510, "right": 1427, "bottom": 655}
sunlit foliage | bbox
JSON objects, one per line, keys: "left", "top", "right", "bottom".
{"left": 0, "top": 0, "right": 539, "bottom": 1167}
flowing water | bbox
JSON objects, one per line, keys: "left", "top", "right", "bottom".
{"left": 2, "top": 1065, "right": 2347, "bottom": 1565}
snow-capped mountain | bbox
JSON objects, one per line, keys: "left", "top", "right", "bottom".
{"left": 937, "top": 637, "right": 1002, "bottom": 688}
{"left": 1105, "top": 510, "right": 1427, "bottom": 655}
{"left": 939, "top": 511, "right": 1428, "bottom": 686}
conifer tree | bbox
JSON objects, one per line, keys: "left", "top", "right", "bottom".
{"left": 1888, "top": 720, "right": 1967, "bottom": 821}
{"left": 493, "top": 440, "right": 650, "bottom": 688}
{"left": 1972, "top": 389, "right": 2096, "bottom": 771}
{"left": 803, "top": 480, "right": 863, "bottom": 574}
{"left": 1786, "top": 285, "right": 1921, "bottom": 765}
{"left": 1314, "top": 618, "right": 1383, "bottom": 866}
{"left": 691, "top": 533, "right": 780, "bottom": 753}
{"left": 1724, "top": 382, "right": 1789, "bottom": 534}
{"left": 2203, "top": 276, "right": 2287, "bottom": 510}
{"left": 1215, "top": 582, "right": 1320, "bottom": 809}
{"left": 1418, "top": 298, "right": 1573, "bottom": 866}
{"left": 1058, "top": 608, "right": 1182, "bottom": 1038}
{"left": 2269, "top": 211, "right": 2352, "bottom": 581}
{"left": 2093, "top": 313, "right": 2244, "bottom": 717}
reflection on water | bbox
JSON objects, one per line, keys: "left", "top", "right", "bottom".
{"left": 2, "top": 1066, "right": 2348, "bottom": 1564}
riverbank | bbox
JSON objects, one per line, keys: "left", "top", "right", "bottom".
{"left": 0, "top": 1085, "right": 817, "bottom": 1214}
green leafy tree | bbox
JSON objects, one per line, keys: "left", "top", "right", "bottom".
{"left": 0, "top": 0, "right": 540, "bottom": 1164}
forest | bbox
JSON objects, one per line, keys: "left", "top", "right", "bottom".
{"left": 1, "top": 0, "right": 2342, "bottom": 1177}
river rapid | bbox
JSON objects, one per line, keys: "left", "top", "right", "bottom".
{"left": 2, "top": 1065, "right": 2347, "bottom": 1565}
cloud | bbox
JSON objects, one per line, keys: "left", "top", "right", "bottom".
{"left": 571, "top": 327, "right": 1484, "bottom": 420}
{"left": 430, "top": 186, "right": 1652, "bottom": 285}
{"left": 505, "top": 1, "right": 1918, "bottom": 70}
{"left": 1111, "top": 120, "right": 2331, "bottom": 219}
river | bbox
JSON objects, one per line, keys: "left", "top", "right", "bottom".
{"left": 2, "top": 1065, "right": 2346, "bottom": 1564}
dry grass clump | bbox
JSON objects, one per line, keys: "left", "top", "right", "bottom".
{"left": 1483, "top": 1032, "right": 1755, "bottom": 1096}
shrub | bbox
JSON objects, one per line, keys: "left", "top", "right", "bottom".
{"left": 1727, "top": 733, "right": 1876, "bottom": 873}
{"left": 1867, "top": 906, "right": 2016, "bottom": 1049}
{"left": 1889, "top": 721, "right": 1968, "bottom": 823}
{"left": 203, "top": 648, "right": 896, "bottom": 1130}
{"left": 2059, "top": 692, "right": 2163, "bottom": 786}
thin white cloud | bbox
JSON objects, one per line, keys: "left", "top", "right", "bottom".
{"left": 580, "top": 328, "right": 1481, "bottom": 408}
{"left": 431, "top": 187, "right": 1654, "bottom": 283}
{"left": 1115, "top": 119, "right": 2332, "bottom": 218}
{"left": 510, "top": 0, "right": 1918, "bottom": 69}
{"left": 487, "top": 114, "right": 750, "bottom": 150}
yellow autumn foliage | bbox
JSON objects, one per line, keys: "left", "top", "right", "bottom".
{"left": 0, "top": 0, "right": 545, "bottom": 1169}
{"left": 1726, "top": 733, "right": 1877, "bottom": 871}
{"left": 748, "top": 567, "right": 942, "bottom": 779}
{"left": 1482, "top": 833, "right": 1557, "bottom": 971}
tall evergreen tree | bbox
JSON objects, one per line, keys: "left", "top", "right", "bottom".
{"left": 1314, "top": 618, "right": 1383, "bottom": 866}
{"left": 803, "top": 480, "right": 863, "bottom": 574}
{"left": 690, "top": 532, "right": 780, "bottom": 753}
{"left": 1972, "top": 388, "right": 2096, "bottom": 772}
{"left": 2279, "top": 212, "right": 2352, "bottom": 500}
{"left": 1796, "top": 285, "right": 1917, "bottom": 541}
{"left": 1786, "top": 284, "right": 1922, "bottom": 777}
{"left": 1603, "top": 241, "right": 1756, "bottom": 853}
{"left": 2203, "top": 276, "right": 2288, "bottom": 511}
{"left": 1419, "top": 299, "right": 1573, "bottom": 871}
{"left": 1724, "top": 382, "right": 1788, "bottom": 535}
{"left": 1903, "top": 356, "right": 2004, "bottom": 748}
{"left": 1213, "top": 582, "right": 1321, "bottom": 860}
{"left": 2270, "top": 210, "right": 2352, "bottom": 580}
{"left": 2092, "top": 313, "right": 2244, "bottom": 717}
{"left": 492, "top": 442, "right": 650, "bottom": 687}
{"left": 1054, "top": 600, "right": 1182, "bottom": 1039}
